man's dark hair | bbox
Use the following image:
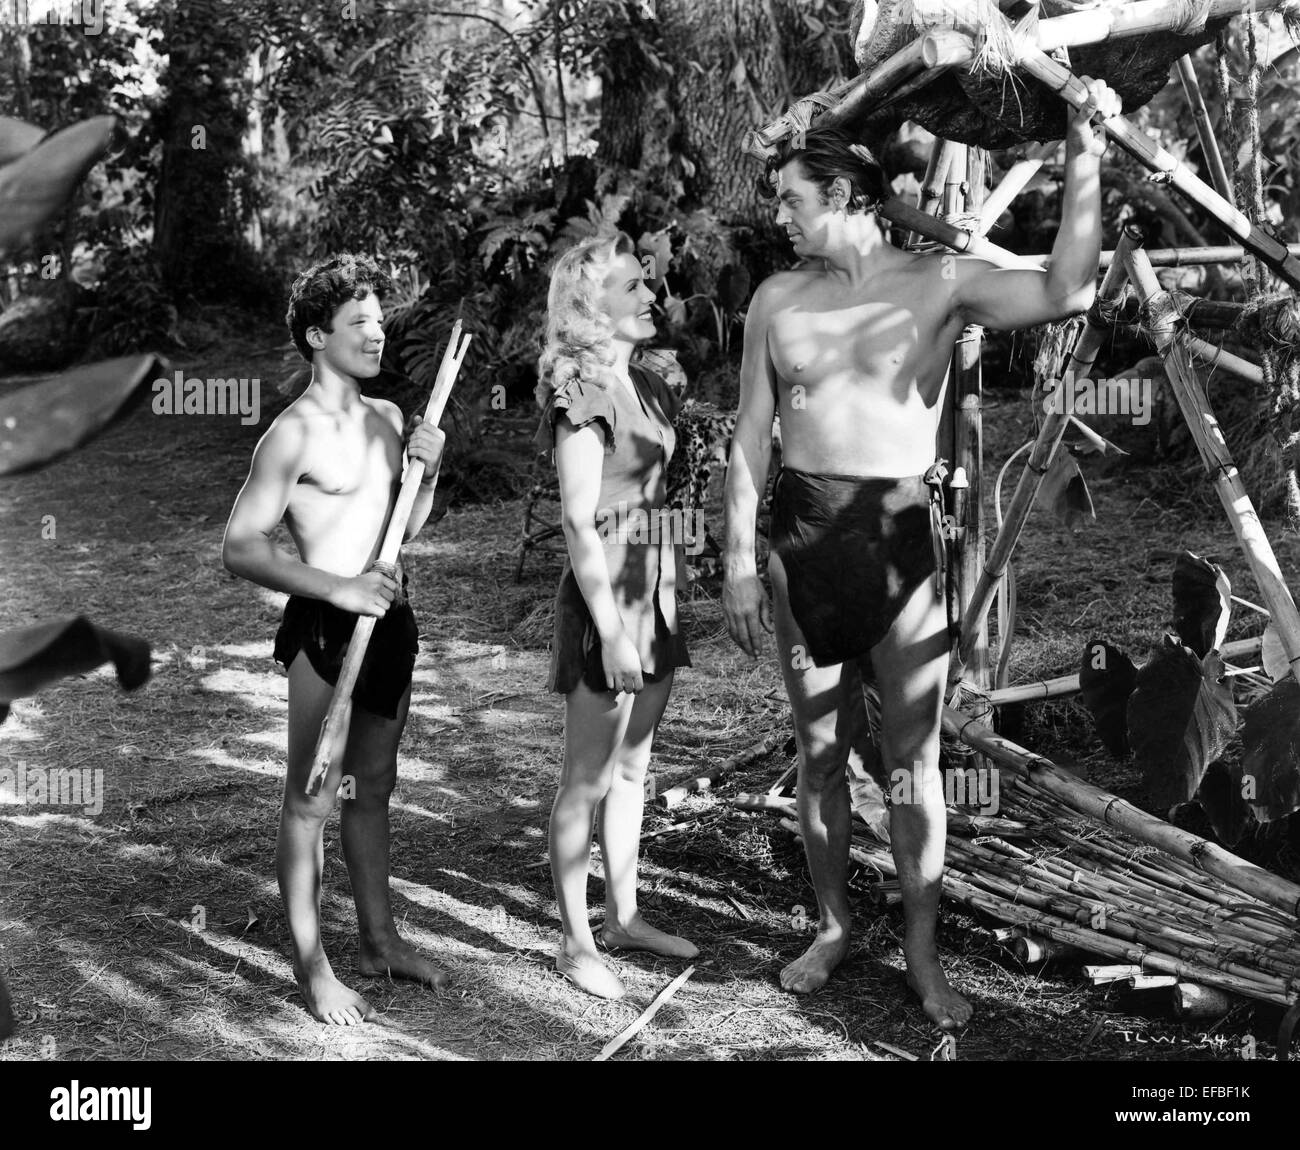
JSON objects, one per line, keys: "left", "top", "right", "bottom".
{"left": 285, "top": 253, "right": 392, "bottom": 362}
{"left": 760, "top": 124, "right": 891, "bottom": 212}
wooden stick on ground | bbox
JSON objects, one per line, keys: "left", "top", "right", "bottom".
{"left": 658, "top": 731, "right": 783, "bottom": 809}
{"left": 593, "top": 966, "right": 695, "bottom": 1062}
{"left": 304, "top": 322, "right": 472, "bottom": 796}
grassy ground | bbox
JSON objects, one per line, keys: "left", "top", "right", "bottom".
{"left": 1, "top": 318, "right": 1298, "bottom": 1062}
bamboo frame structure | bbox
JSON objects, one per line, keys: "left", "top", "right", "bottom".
{"left": 1035, "top": 0, "right": 1294, "bottom": 54}
{"left": 956, "top": 234, "right": 1137, "bottom": 673}
{"left": 940, "top": 705, "right": 1300, "bottom": 918}
{"left": 986, "top": 636, "right": 1264, "bottom": 706}
{"left": 1016, "top": 45, "right": 1300, "bottom": 290}
{"left": 1122, "top": 240, "right": 1300, "bottom": 689}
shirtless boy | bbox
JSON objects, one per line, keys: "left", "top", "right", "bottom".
{"left": 724, "top": 81, "right": 1120, "bottom": 1030}
{"left": 223, "top": 254, "right": 449, "bottom": 1025}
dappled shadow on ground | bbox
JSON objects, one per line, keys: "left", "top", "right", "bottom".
{"left": 1, "top": 358, "right": 1288, "bottom": 1060}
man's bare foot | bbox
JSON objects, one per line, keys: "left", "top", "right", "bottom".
{"left": 904, "top": 952, "right": 972, "bottom": 1032}
{"left": 296, "top": 959, "right": 375, "bottom": 1026}
{"left": 780, "top": 928, "right": 850, "bottom": 994}
{"left": 556, "top": 942, "right": 625, "bottom": 1000}
{"left": 601, "top": 915, "right": 698, "bottom": 959}
{"left": 358, "top": 939, "right": 450, "bottom": 989}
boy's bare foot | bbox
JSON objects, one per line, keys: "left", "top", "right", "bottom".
{"left": 780, "top": 928, "right": 849, "bottom": 994}
{"left": 358, "top": 939, "right": 450, "bottom": 989}
{"left": 601, "top": 915, "right": 698, "bottom": 959}
{"left": 296, "top": 959, "right": 375, "bottom": 1026}
{"left": 556, "top": 944, "right": 625, "bottom": 1000}
{"left": 904, "top": 951, "right": 972, "bottom": 1032}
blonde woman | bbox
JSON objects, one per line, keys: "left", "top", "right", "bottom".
{"left": 535, "top": 231, "right": 698, "bottom": 999}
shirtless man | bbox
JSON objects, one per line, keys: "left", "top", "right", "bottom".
{"left": 724, "top": 82, "right": 1120, "bottom": 1030}
{"left": 223, "top": 254, "right": 449, "bottom": 1025}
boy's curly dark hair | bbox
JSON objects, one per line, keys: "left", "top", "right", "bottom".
{"left": 285, "top": 253, "right": 392, "bottom": 362}
{"left": 759, "top": 124, "right": 890, "bottom": 213}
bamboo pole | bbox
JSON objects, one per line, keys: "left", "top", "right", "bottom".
{"left": 1035, "top": 0, "right": 1293, "bottom": 54}
{"left": 305, "top": 323, "right": 472, "bottom": 796}
{"left": 956, "top": 235, "right": 1136, "bottom": 672}
{"left": 593, "top": 966, "right": 695, "bottom": 1061}
{"left": 942, "top": 142, "right": 967, "bottom": 219}
{"left": 1097, "top": 243, "right": 1300, "bottom": 268}
{"left": 985, "top": 636, "right": 1262, "bottom": 706}
{"left": 878, "top": 197, "right": 1043, "bottom": 269}
{"left": 1175, "top": 54, "right": 1234, "bottom": 201}
{"left": 952, "top": 144, "right": 992, "bottom": 745}
{"left": 1185, "top": 335, "right": 1265, "bottom": 385}
{"left": 976, "top": 142, "right": 1057, "bottom": 237}
{"left": 1122, "top": 241, "right": 1300, "bottom": 691}
{"left": 1107, "top": 293, "right": 1248, "bottom": 330}
{"left": 1019, "top": 46, "right": 1300, "bottom": 290}
{"left": 940, "top": 705, "right": 1300, "bottom": 918}
{"left": 912, "top": 137, "right": 954, "bottom": 250}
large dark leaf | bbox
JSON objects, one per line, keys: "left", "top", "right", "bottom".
{"left": 0, "top": 116, "right": 45, "bottom": 167}
{"left": 1128, "top": 638, "right": 1237, "bottom": 809}
{"left": 1079, "top": 638, "right": 1138, "bottom": 756}
{"left": 716, "top": 264, "right": 752, "bottom": 314}
{"left": 1195, "top": 760, "right": 1255, "bottom": 847}
{"left": 1034, "top": 448, "right": 1094, "bottom": 530}
{"left": 1171, "top": 550, "right": 1230, "bottom": 658}
{"left": 0, "top": 616, "right": 151, "bottom": 721}
{"left": 1239, "top": 679, "right": 1300, "bottom": 823}
{"left": 0, "top": 115, "right": 115, "bottom": 255}
{"left": 0, "top": 354, "right": 162, "bottom": 476}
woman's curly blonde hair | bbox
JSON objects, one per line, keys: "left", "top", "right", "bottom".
{"left": 536, "top": 230, "right": 636, "bottom": 410}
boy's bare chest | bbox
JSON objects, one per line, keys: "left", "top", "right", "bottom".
{"left": 300, "top": 416, "right": 402, "bottom": 499}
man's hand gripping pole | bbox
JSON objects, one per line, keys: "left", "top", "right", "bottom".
{"left": 304, "top": 320, "right": 472, "bottom": 797}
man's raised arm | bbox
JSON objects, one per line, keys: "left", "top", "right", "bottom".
{"left": 952, "top": 76, "right": 1121, "bottom": 331}
{"left": 723, "top": 279, "right": 781, "bottom": 657}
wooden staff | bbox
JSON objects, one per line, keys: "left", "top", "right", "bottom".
{"left": 1122, "top": 241, "right": 1300, "bottom": 692}
{"left": 304, "top": 322, "right": 472, "bottom": 796}
{"left": 1017, "top": 45, "right": 1300, "bottom": 290}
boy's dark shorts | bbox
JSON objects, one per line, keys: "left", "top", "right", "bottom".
{"left": 273, "top": 583, "right": 418, "bottom": 720}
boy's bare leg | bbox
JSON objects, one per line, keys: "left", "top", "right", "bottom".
{"left": 768, "top": 550, "right": 855, "bottom": 994}
{"left": 343, "top": 688, "right": 449, "bottom": 989}
{"left": 871, "top": 579, "right": 972, "bottom": 1032}
{"left": 281, "top": 652, "right": 374, "bottom": 1025}
{"left": 597, "top": 672, "right": 697, "bottom": 958}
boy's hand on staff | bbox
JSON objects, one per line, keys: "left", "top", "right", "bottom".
{"left": 601, "top": 629, "right": 645, "bottom": 694}
{"left": 405, "top": 419, "right": 446, "bottom": 484}
{"left": 329, "top": 569, "right": 399, "bottom": 617}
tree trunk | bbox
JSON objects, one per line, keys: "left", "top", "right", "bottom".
{"left": 599, "top": 0, "right": 854, "bottom": 226}
{"left": 152, "top": 0, "right": 255, "bottom": 301}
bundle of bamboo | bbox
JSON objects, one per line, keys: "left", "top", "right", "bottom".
{"left": 757, "top": 758, "right": 1300, "bottom": 1010}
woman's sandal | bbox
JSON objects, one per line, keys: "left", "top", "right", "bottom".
{"left": 555, "top": 950, "right": 626, "bottom": 1000}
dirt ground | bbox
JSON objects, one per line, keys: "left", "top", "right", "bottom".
{"left": 2, "top": 319, "right": 1298, "bottom": 1062}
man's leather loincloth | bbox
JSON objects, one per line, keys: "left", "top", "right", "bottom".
{"left": 273, "top": 576, "right": 418, "bottom": 720}
{"left": 769, "top": 466, "right": 938, "bottom": 667}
